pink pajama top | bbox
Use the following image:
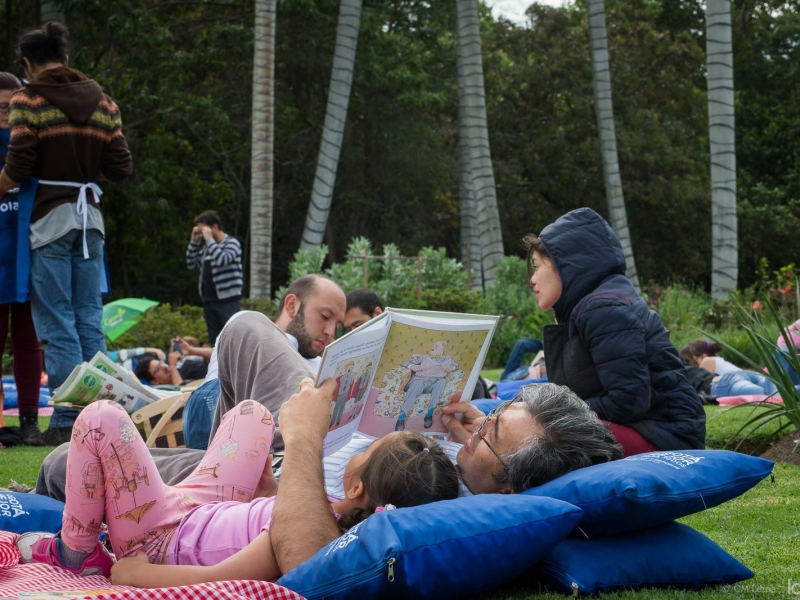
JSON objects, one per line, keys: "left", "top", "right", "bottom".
{"left": 166, "top": 495, "right": 340, "bottom": 566}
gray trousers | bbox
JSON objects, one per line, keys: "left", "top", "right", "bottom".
{"left": 401, "top": 376, "right": 447, "bottom": 417}
{"left": 35, "top": 311, "right": 314, "bottom": 501}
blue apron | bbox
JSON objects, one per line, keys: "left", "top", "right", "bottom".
{"left": 0, "top": 176, "right": 36, "bottom": 304}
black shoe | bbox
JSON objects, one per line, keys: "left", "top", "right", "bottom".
{"left": 395, "top": 417, "right": 406, "bottom": 431}
{"left": 41, "top": 427, "right": 74, "bottom": 446}
{"left": 423, "top": 414, "right": 433, "bottom": 429}
{"left": 19, "top": 413, "right": 45, "bottom": 446}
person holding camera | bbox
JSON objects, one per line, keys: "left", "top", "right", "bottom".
{"left": 134, "top": 338, "right": 207, "bottom": 387}
{"left": 186, "top": 210, "right": 242, "bottom": 345}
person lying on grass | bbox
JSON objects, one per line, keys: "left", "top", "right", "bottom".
{"left": 680, "top": 339, "right": 779, "bottom": 397}
{"left": 18, "top": 381, "right": 458, "bottom": 586}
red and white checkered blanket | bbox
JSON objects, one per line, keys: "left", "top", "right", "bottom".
{"left": 0, "top": 532, "right": 304, "bottom": 600}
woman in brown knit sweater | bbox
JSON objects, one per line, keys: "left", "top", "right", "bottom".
{"left": 0, "top": 22, "right": 132, "bottom": 444}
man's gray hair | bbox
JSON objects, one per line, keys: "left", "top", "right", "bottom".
{"left": 498, "top": 383, "right": 623, "bottom": 493}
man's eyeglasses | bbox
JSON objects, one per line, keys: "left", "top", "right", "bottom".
{"left": 474, "top": 398, "right": 521, "bottom": 471}
{"left": 0, "top": 103, "right": 10, "bottom": 114}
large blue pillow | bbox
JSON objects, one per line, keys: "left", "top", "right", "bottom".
{"left": 533, "top": 521, "right": 753, "bottom": 594}
{"left": 277, "top": 494, "right": 582, "bottom": 599}
{"left": 0, "top": 492, "right": 65, "bottom": 534}
{"left": 495, "top": 378, "right": 546, "bottom": 401}
{"left": 523, "top": 450, "right": 773, "bottom": 536}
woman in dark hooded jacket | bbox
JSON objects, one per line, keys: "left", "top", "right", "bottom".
{"left": 528, "top": 208, "right": 705, "bottom": 455}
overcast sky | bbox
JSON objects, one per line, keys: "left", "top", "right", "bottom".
{"left": 484, "top": 0, "right": 571, "bottom": 24}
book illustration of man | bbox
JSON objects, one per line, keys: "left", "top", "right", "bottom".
{"left": 395, "top": 340, "right": 458, "bottom": 431}
{"left": 330, "top": 361, "right": 356, "bottom": 428}
{"left": 347, "top": 361, "right": 373, "bottom": 423}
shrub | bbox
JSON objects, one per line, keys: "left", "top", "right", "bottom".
{"left": 279, "top": 239, "right": 475, "bottom": 313}
{"left": 418, "top": 288, "right": 482, "bottom": 313}
{"left": 705, "top": 301, "right": 800, "bottom": 453}
{"left": 643, "top": 284, "right": 709, "bottom": 341}
{"left": 111, "top": 303, "right": 208, "bottom": 351}
{"left": 750, "top": 258, "right": 799, "bottom": 321}
{"left": 476, "top": 256, "right": 551, "bottom": 368}
{"left": 241, "top": 297, "right": 275, "bottom": 319}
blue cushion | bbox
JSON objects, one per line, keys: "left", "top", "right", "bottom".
{"left": 471, "top": 398, "right": 503, "bottom": 414}
{"left": 523, "top": 450, "right": 774, "bottom": 536}
{"left": 277, "top": 494, "right": 582, "bottom": 599}
{"left": 533, "top": 521, "right": 754, "bottom": 594}
{"left": 0, "top": 492, "right": 65, "bottom": 534}
{"left": 2, "top": 377, "right": 52, "bottom": 409}
{"left": 494, "top": 378, "right": 547, "bottom": 400}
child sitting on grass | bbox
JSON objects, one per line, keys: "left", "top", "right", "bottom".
{"left": 18, "top": 398, "right": 458, "bottom": 587}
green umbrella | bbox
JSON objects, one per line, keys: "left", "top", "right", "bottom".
{"left": 102, "top": 298, "right": 160, "bottom": 342}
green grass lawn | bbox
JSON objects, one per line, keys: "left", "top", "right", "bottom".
{"left": 1, "top": 415, "right": 52, "bottom": 489}
{"left": 2, "top": 401, "right": 798, "bottom": 598}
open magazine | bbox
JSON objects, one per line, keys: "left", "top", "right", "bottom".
{"left": 318, "top": 308, "right": 498, "bottom": 456}
{"left": 49, "top": 351, "right": 176, "bottom": 414}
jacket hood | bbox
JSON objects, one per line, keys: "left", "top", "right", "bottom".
{"left": 27, "top": 66, "right": 103, "bottom": 125}
{"left": 538, "top": 207, "right": 627, "bottom": 323}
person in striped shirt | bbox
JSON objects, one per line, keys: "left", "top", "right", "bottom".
{"left": 186, "top": 210, "right": 243, "bottom": 345}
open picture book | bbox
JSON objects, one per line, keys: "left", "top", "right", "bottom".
{"left": 318, "top": 308, "right": 498, "bottom": 456}
{"left": 49, "top": 352, "right": 176, "bottom": 414}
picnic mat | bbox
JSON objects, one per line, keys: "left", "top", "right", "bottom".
{"left": 2, "top": 408, "right": 54, "bottom": 418}
{"left": 717, "top": 394, "right": 785, "bottom": 406}
{"left": 0, "top": 564, "right": 304, "bottom": 600}
{"left": 0, "top": 532, "right": 304, "bottom": 600}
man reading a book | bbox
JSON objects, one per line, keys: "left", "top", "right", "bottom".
{"left": 37, "top": 314, "right": 621, "bottom": 558}
{"left": 269, "top": 379, "right": 624, "bottom": 575}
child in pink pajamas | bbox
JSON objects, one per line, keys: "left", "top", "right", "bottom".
{"left": 20, "top": 398, "right": 459, "bottom": 587}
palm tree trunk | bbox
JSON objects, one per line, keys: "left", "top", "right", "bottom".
{"left": 587, "top": 0, "right": 640, "bottom": 291}
{"left": 300, "top": 0, "right": 363, "bottom": 250}
{"left": 456, "top": 29, "right": 482, "bottom": 291}
{"left": 455, "top": 0, "right": 504, "bottom": 288}
{"left": 706, "top": 0, "right": 737, "bottom": 298}
{"left": 249, "top": 0, "right": 276, "bottom": 298}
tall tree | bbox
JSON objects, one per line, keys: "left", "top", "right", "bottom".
{"left": 455, "top": 0, "right": 503, "bottom": 288}
{"left": 456, "top": 23, "right": 482, "bottom": 290}
{"left": 300, "top": 0, "right": 363, "bottom": 250}
{"left": 586, "top": 0, "right": 640, "bottom": 291}
{"left": 706, "top": 0, "right": 737, "bottom": 298}
{"left": 250, "top": 0, "right": 277, "bottom": 298}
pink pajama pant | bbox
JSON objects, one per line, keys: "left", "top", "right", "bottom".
{"left": 62, "top": 399, "right": 275, "bottom": 563}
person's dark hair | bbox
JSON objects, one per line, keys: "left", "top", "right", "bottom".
{"left": 678, "top": 346, "right": 694, "bottom": 367}
{"left": 346, "top": 288, "right": 383, "bottom": 315}
{"left": 194, "top": 210, "right": 222, "bottom": 229}
{"left": 523, "top": 233, "right": 554, "bottom": 277}
{"left": 277, "top": 273, "right": 337, "bottom": 316}
{"left": 680, "top": 339, "right": 723, "bottom": 366}
{"left": 134, "top": 354, "right": 160, "bottom": 383}
{"left": 496, "top": 383, "right": 622, "bottom": 493}
{"left": 17, "top": 22, "right": 69, "bottom": 70}
{"left": 337, "top": 432, "right": 459, "bottom": 532}
{"left": 0, "top": 72, "right": 22, "bottom": 91}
